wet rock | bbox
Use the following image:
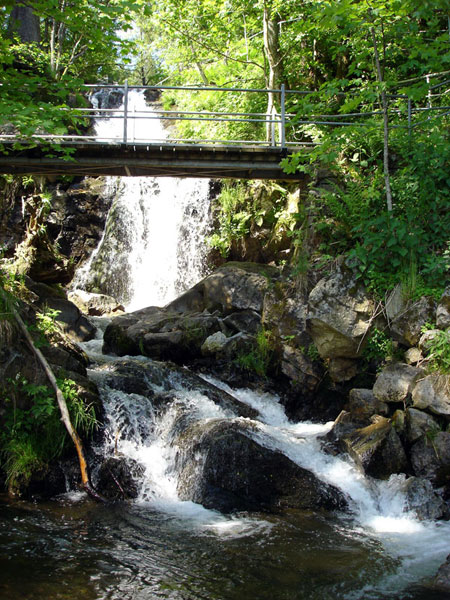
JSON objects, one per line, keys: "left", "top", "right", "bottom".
{"left": 21, "top": 463, "right": 67, "bottom": 500}
{"left": 342, "top": 417, "right": 409, "bottom": 479}
{"left": 412, "top": 374, "right": 450, "bottom": 417}
{"left": 346, "top": 389, "right": 389, "bottom": 422}
{"left": 390, "top": 296, "right": 437, "bottom": 347}
{"left": 405, "top": 408, "right": 441, "bottom": 444}
{"left": 410, "top": 432, "right": 450, "bottom": 486}
{"left": 97, "top": 456, "right": 144, "bottom": 500}
{"left": 103, "top": 309, "right": 222, "bottom": 362}
{"left": 97, "top": 357, "right": 258, "bottom": 420}
{"left": 177, "top": 420, "right": 348, "bottom": 513}
{"left": 373, "top": 363, "right": 423, "bottom": 404}
{"left": 307, "top": 265, "right": 374, "bottom": 359}
{"left": 322, "top": 410, "right": 362, "bottom": 454}
{"left": 437, "top": 287, "right": 450, "bottom": 330}
{"left": 433, "top": 554, "right": 450, "bottom": 592}
{"left": 280, "top": 345, "right": 322, "bottom": 392}
{"left": 402, "top": 476, "right": 446, "bottom": 520}
{"left": 68, "top": 289, "right": 124, "bottom": 316}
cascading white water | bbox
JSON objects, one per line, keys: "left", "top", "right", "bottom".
{"left": 82, "top": 349, "right": 450, "bottom": 595}
{"left": 72, "top": 89, "right": 212, "bottom": 311}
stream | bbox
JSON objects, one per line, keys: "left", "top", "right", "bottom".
{"left": 1, "top": 88, "right": 449, "bottom": 600}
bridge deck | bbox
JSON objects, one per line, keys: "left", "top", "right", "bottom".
{"left": 0, "top": 142, "right": 302, "bottom": 179}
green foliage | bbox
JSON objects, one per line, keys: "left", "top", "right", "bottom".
{"left": 0, "top": 375, "right": 98, "bottom": 494}
{"left": 235, "top": 328, "right": 274, "bottom": 377}
{"left": 422, "top": 329, "right": 450, "bottom": 375}
{"left": 362, "top": 328, "right": 395, "bottom": 365}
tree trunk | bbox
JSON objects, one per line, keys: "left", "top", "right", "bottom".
{"left": 371, "top": 26, "right": 393, "bottom": 212}
{"left": 263, "top": 2, "right": 283, "bottom": 143}
{"left": 7, "top": 3, "right": 41, "bottom": 44}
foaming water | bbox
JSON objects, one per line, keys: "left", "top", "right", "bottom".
{"left": 73, "top": 89, "right": 212, "bottom": 311}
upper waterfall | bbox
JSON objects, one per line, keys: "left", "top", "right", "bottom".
{"left": 72, "top": 88, "right": 213, "bottom": 311}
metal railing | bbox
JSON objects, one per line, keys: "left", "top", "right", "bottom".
{"left": 1, "top": 79, "right": 448, "bottom": 149}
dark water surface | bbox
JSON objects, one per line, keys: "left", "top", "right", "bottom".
{"left": 0, "top": 495, "right": 445, "bottom": 600}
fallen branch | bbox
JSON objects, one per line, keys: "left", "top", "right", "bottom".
{"left": 7, "top": 298, "right": 105, "bottom": 502}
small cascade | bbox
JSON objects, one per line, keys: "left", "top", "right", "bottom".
{"left": 72, "top": 88, "right": 212, "bottom": 311}
{"left": 81, "top": 336, "right": 450, "bottom": 597}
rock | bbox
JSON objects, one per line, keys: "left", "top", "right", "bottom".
{"left": 97, "top": 357, "right": 259, "bottom": 420}
{"left": 342, "top": 417, "right": 409, "bottom": 479}
{"left": 392, "top": 409, "right": 406, "bottom": 434}
{"left": 177, "top": 420, "right": 348, "bottom": 513}
{"left": 412, "top": 374, "right": 450, "bottom": 417}
{"left": 437, "top": 287, "right": 450, "bottom": 329}
{"left": 41, "top": 344, "right": 88, "bottom": 376}
{"left": 410, "top": 432, "right": 450, "bottom": 486}
{"left": 404, "top": 347, "right": 423, "bottom": 365}
{"left": 328, "top": 357, "right": 358, "bottom": 382}
{"left": 201, "top": 331, "right": 228, "bottom": 355}
{"left": 323, "top": 410, "right": 362, "bottom": 454}
{"left": 433, "top": 554, "right": 450, "bottom": 592}
{"left": 373, "top": 363, "right": 423, "bottom": 404}
{"left": 346, "top": 388, "right": 389, "bottom": 421}
{"left": 390, "top": 296, "right": 437, "bottom": 347}
{"left": 402, "top": 476, "right": 446, "bottom": 520}
{"left": 68, "top": 289, "right": 124, "bottom": 316}
{"left": 200, "top": 262, "right": 280, "bottom": 314}
{"left": 223, "top": 309, "right": 261, "bottom": 335}
{"left": 96, "top": 456, "right": 144, "bottom": 500}
{"left": 103, "top": 308, "right": 222, "bottom": 362}
{"left": 27, "top": 279, "right": 96, "bottom": 342}
{"left": 405, "top": 408, "right": 441, "bottom": 444}
{"left": 307, "top": 265, "right": 374, "bottom": 359}
{"left": 280, "top": 345, "right": 322, "bottom": 392}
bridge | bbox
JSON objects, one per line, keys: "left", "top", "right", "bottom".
{"left": 0, "top": 83, "right": 308, "bottom": 179}
{"left": 0, "top": 81, "right": 444, "bottom": 179}
{"left": 0, "top": 141, "right": 298, "bottom": 180}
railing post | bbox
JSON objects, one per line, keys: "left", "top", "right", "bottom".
{"left": 280, "top": 83, "right": 286, "bottom": 149}
{"left": 123, "top": 79, "right": 128, "bottom": 144}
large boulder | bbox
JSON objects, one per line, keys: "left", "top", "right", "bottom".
{"left": 401, "top": 476, "right": 446, "bottom": 520}
{"left": 412, "top": 374, "right": 450, "bottom": 418}
{"left": 389, "top": 296, "right": 437, "bottom": 347}
{"left": 96, "top": 357, "right": 259, "bottom": 420}
{"left": 433, "top": 554, "right": 450, "bottom": 593}
{"left": 436, "top": 287, "right": 450, "bottom": 330}
{"left": 199, "top": 262, "right": 280, "bottom": 314}
{"left": 410, "top": 432, "right": 450, "bottom": 486}
{"left": 68, "top": 289, "right": 124, "bottom": 316}
{"left": 342, "top": 417, "right": 409, "bottom": 479}
{"left": 307, "top": 265, "right": 374, "bottom": 360}
{"left": 373, "top": 363, "right": 423, "bottom": 404}
{"left": 96, "top": 456, "right": 144, "bottom": 501}
{"left": 346, "top": 388, "right": 389, "bottom": 422}
{"left": 405, "top": 408, "right": 441, "bottom": 444}
{"left": 103, "top": 308, "right": 223, "bottom": 362}
{"left": 176, "top": 420, "right": 348, "bottom": 513}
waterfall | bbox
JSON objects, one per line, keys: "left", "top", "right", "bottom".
{"left": 72, "top": 89, "right": 212, "bottom": 311}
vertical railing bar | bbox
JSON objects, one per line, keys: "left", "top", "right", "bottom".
{"left": 123, "top": 79, "right": 128, "bottom": 144}
{"left": 280, "top": 84, "right": 286, "bottom": 149}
